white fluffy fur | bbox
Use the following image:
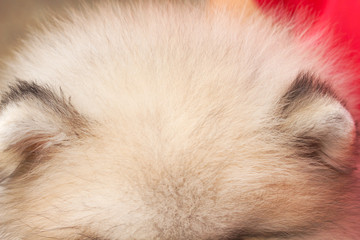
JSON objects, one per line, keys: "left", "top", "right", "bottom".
{"left": 0, "top": 1, "right": 359, "bottom": 239}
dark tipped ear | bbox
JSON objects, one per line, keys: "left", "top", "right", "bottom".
{"left": 279, "top": 73, "right": 357, "bottom": 172}
{"left": 0, "top": 81, "right": 89, "bottom": 181}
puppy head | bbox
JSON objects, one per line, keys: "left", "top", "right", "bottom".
{"left": 0, "top": 72, "right": 357, "bottom": 240}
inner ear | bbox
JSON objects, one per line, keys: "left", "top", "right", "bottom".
{"left": 0, "top": 80, "right": 90, "bottom": 181}
{"left": 278, "top": 73, "right": 357, "bottom": 173}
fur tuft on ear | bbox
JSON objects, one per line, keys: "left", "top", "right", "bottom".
{"left": 0, "top": 80, "right": 90, "bottom": 181}
{"left": 279, "top": 73, "right": 357, "bottom": 173}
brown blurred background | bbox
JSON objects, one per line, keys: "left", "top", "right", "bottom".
{"left": 0, "top": 0, "right": 90, "bottom": 58}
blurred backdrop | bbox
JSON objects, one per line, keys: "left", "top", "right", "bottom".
{"left": 0, "top": 0, "right": 92, "bottom": 58}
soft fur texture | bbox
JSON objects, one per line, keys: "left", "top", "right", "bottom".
{"left": 0, "top": 1, "right": 359, "bottom": 239}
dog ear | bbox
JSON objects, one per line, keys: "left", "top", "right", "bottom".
{"left": 0, "top": 80, "right": 89, "bottom": 181}
{"left": 279, "top": 73, "right": 357, "bottom": 173}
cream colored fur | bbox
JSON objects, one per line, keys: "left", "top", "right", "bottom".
{"left": 0, "top": 1, "right": 359, "bottom": 239}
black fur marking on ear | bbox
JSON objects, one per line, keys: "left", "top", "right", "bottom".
{"left": 279, "top": 72, "right": 344, "bottom": 116}
{"left": 0, "top": 79, "right": 90, "bottom": 131}
{"left": 2, "top": 80, "right": 70, "bottom": 115}
{"left": 1, "top": 80, "right": 49, "bottom": 106}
